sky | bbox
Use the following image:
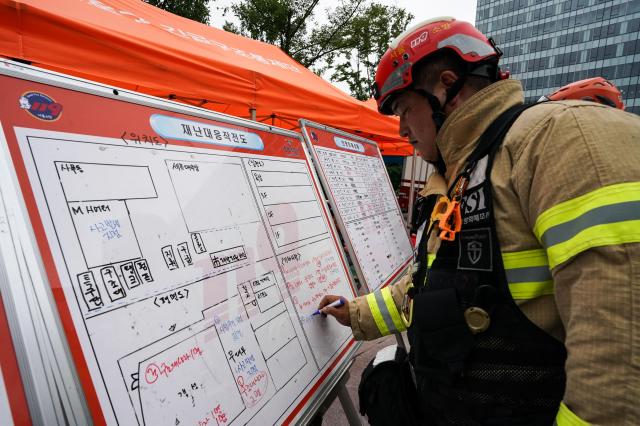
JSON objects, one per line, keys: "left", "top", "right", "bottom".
{"left": 355, "top": 0, "right": 478, "bottom": 25}
{"left": 209, "top": 0, "right": 478, "bottom": 32}
{"left": 208, "top": 0, "right": 478, "bottom": 94}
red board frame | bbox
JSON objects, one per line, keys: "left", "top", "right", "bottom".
{"left": 0, "top": 70, "right": 358, "bottom": 425}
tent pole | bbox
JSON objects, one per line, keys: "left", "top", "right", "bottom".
{"left": 406, "top": 150, "right": 417, "bottom": 231}
{"left": 249, "top": 108, "right": 256, "bottom": 121}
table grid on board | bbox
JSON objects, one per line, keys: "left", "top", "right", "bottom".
{"left": 248, "top": 167, "right": 326, "bottom": 248}
{"left": 314, "top": 147, "right": 413, "bottom": 290}
{"left": 315, "top": 150, "right": 397, "bottom": 223}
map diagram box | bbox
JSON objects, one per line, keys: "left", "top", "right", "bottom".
{"left": 267, "top": 338, "right": 306, "bottom": 391}
{"left": 210, "top": 245, "right": 248, "bottom": 270}
{"left": 167, "top": 160, "right": 260, "bottom": 232}
{"left": 254, "top": 312, "right": 296, "bottom": 359}
{"left": 68, "top": 200, "right": 141, "bottom": 268}
{"left": 57, "top": 162, "right": 157, "bottom": 202}
{"left": 136, "top": 327, "right": 246, "bottom": 426}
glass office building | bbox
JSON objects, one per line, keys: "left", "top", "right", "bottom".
{"left": 475, "top": 0, "right": 640, "bottom": 114}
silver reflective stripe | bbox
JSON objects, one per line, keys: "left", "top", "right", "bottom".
{"left": 380, "top": 62, "right": 411, "bottom": 99}
{"left": 541, "top": 200, "right": 640, "bottom": 247}
{"left": 374, "top": 291, "right": 400, "bottom": 333}
{"left": 437, "top": 34, "right": 495, "bottom": 56}
{"left": 505, "top": 265, "right": 552, "bottom": 283}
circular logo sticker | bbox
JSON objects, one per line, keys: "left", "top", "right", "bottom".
{"left": 19, "top": 92, "right": 63, "bottom": 121}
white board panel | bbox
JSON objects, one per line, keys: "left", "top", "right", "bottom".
{"left": 0, "top": 61, "right": 359, "bottom": 425}
{"left": 300, "top": 120, "right": 414, "bottom": 291}
{"left": 0, "top": 364, "right": 12, "bottom": 426}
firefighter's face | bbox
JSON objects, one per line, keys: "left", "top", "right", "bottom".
{"left": 392, "top": 91, "right": 438, "bottom": 162}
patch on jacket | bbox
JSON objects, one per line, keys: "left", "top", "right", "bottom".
{"left": 461, "top": 184, "right": 490, "bottom": 226}
{"left": 458, "top": 228, "right": 492, "bottom": 271}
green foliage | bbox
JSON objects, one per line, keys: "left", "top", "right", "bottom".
{"left": 328, "top": 3, "right": 413, "bottom": 100}
{"left": 221, "top": 0, "right": 412, "bottom": 99}
{"left": 145, "top": 0, "right": 211, "bottom": 24}
{"left": 222, "top": 0, "right": 365, "bottom": 69}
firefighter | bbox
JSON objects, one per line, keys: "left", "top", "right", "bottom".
{"left": 319, "top": 17, "right": 640, "bottom": 425}
{"left": 539, "top": 76, "right": 625, "bottom": 109}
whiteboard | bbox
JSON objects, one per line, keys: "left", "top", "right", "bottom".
{"left": 300, "top": 120, "right": 413, "bottom": 292}
{"left": 0, "top": 364, "right": 12, "bottom": 426}
{"left": 0, "top": 61, "right": 359, "bottom": 425}
{"left": 0, "top": 292, "right": 31, "bottom": 425}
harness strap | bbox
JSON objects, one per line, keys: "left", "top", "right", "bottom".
{"left": 463, "top": 103, "right": 534, "bottom": 173}
{"left": 413, "top": 103, "right": 536, "bottom": 290}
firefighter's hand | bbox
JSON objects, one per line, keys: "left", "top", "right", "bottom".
{"left": 318, "top": 295, "right": 351, "bottom": 327}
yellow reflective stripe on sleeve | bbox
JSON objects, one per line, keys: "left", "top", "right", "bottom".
{"left": 533, "top": 182, "right": 640, "bottom": 269}
{"left": 555, "top": 402, "right": 591, "bottom": 426}
{"left": 366, "top": 292, "right": 390, "bottom": 336}
{"left": 365, "top": 288, "right": 406, "bottom": 335}
{"left": 427, "top": 253, "right": 436, "bottom": 267}
{"left": 546, "top": 220, "right": 640, "bottom": 268}
{"left": 502, "top": 249, "right": 554, "bottom": 300}
{"left": 534, "top": 182, "right": 640, "bottom": 239}
{"left": 381, "top": 287, "right": 406, "bottom": 333}
{"left": 508, "top": 281, "right": 554, "bottom": 299}
{"left": 502, "top": 249, "right": 548, "bottom": 269}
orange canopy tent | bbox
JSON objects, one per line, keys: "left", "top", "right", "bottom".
{"left": 0, "top": 0, "right": 413, "bottom": 155}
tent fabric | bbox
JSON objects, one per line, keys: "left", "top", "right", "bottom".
{"left": 0, "top": 0, "right": 413, "bottom": 155}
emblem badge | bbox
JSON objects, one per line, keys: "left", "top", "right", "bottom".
{"left": 467, "top": 240, "right": 482, "bottom": 265}
{"left": 19, "top": 92, "right": 63, "bottom": 121}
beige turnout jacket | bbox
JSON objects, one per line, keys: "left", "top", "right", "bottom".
{"left": 348, "top": 79, "right": 640, "bottom": 425}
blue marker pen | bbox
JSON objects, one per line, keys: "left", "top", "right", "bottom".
{"left": 311, "top": 298, "right": 345, "bottom": 316}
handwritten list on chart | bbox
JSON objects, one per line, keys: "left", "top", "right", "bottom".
{"left": 315, "top": 147, "right": 413, "bottom": 290}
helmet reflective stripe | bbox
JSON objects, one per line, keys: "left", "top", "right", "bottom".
{"left": 380, "top": 62, "right": 412, "bottom": 102}
{"left": 438, "top": 34, "right": 496, "bottom": 57}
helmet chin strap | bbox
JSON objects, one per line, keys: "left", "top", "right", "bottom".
{"left": 413, "top": 89, "right": 446, "bottom": 131}
{"left": 411, "top": 74, "right": 466, "bottom": 175}
{"left": 412, "top": 72, "right": 468, "bottom": 132}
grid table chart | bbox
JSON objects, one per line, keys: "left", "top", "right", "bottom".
{"left": 247, "top": 159, "right": 327, "bottom": 248}
{"left": 314, "top": 146, "right": 413, "bottom": 290}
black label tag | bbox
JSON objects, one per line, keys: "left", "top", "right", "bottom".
{"left": 458, "top": 227, "right": 492, "bottom": 271}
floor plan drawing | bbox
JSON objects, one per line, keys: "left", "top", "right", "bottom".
{"left": 12, "top": 122, "right": 356, "bottom": 425}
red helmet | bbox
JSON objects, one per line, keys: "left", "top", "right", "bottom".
{"left": 372, "top": 17, "right": 502, "bottom": 115}
{"left": 541, "top": 77, "right": 625, "bottom": 110}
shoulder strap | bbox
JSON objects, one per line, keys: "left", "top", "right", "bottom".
{"left": 412, "top": 103, "right": 536, "bottom": 288}
{"left": 463, "top": 103, "right": 535, "bottom": 173}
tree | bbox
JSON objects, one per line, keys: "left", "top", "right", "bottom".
{"left": 144, "top": 0, "right": 211, "bottom": 24}
{"left": 328, "top": 3, "right": 413, "bottom": 100}
{"left": 221, "top": 0, "right": 412, "bottom": 100}
{"left": 222, "top": 0, "right": 366, "bottom": 70}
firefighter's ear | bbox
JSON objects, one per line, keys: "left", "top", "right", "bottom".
{"left": 430, "top": 70, "right": 459, "bottom": 107}
{"left": 440, "top": 70, "right": 459, "bottom": 89}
